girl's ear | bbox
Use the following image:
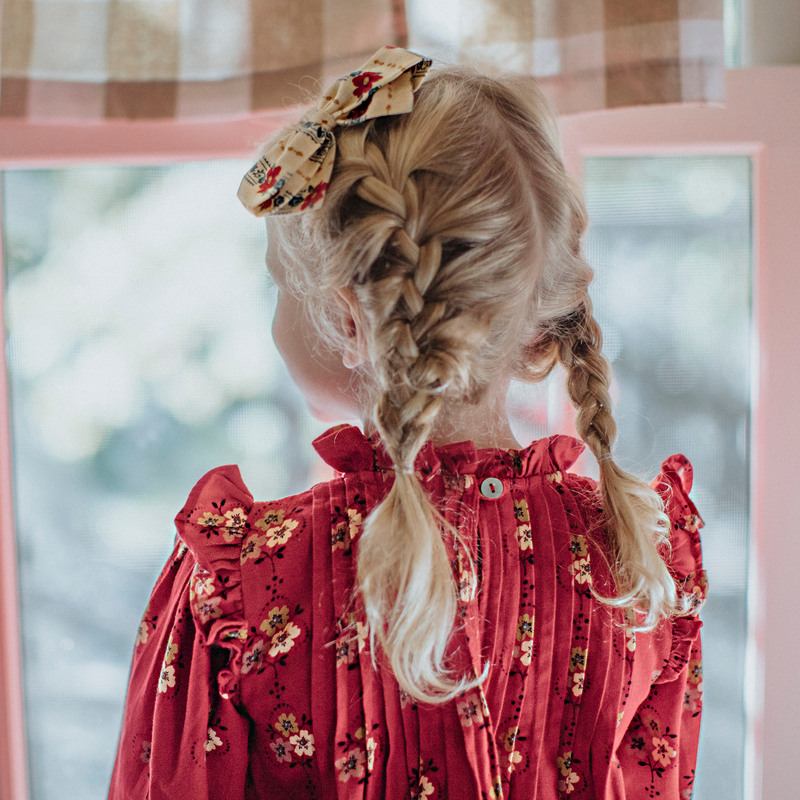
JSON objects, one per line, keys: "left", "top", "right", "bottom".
{"left": 334, "top": 287, "right": 369, "bottom": 369}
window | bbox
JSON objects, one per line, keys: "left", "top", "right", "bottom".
{"left": 2, "top": 66, "right": 799, "bottom": 800}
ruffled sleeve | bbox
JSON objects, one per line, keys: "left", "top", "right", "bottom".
{"left": 617, "top": 454, "right": 707, "bottom": 800}
{"left": 109, "top": 466, "right": 254, "bottom": 800}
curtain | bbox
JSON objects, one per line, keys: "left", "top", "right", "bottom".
{"left": 0, "top": 0, "right": 407, "bottom": 120}
{"left": 0, "top": 0, "right": 724, "bottom": 121}
{"left": 410, "top": 0, "right": 725, "bottom": 114}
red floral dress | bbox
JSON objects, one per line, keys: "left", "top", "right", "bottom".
{"left": 109, "top": 424, "right": 706, "bottom": 800}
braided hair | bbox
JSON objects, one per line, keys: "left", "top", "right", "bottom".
{"left": 267, "top": 67, "right": 684, "bottom": 701}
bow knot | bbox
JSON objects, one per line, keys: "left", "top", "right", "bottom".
{"left": 238, "top": 46, "right": 431, "bottom": 217}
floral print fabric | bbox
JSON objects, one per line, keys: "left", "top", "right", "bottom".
{"left": 109, "top": 425, "right": 706, "bottom": 799}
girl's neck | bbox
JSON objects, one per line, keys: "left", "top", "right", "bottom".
{"left": 429, "top": 382, "right": 522, "bottom": 451}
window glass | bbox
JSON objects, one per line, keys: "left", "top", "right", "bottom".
{"left": 582, "top": 155, "right": 752, "bottom": 800}
{"left": 2, "top": 163, "right": 329, "bottom": 799}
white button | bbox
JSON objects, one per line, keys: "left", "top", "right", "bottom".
{"left": 480, "top": 477, "right": 504, "bottom": 499}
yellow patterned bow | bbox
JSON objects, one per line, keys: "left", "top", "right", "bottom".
{"left": 237, "top": 46, "right": 431, "bottom": 217}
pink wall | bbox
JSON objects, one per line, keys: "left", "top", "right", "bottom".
{"left": 560, "top": 66, "right": 800, "bottom": 800}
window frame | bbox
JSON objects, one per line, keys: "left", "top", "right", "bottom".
{"left": 2, "top": 66, "right": 798, "bottom": 800}
{"left": 559, "top": 65, "right": 800, "bottom": 800}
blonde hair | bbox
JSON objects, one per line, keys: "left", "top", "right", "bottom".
{"left": 265, "top": 67, "right": 684, "bottom": 702}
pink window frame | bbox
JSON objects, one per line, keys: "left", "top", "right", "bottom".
{"left": 1, "top": 66, "right": 798, "bottom": 799}
{"left": 558, "top": 66, "right": 800, "bottom": 800}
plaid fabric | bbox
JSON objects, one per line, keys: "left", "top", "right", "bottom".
{"left": 0, "top": 0, "right": 724, "bottom": 121}
{"left": 0, "top": 0, "right": 408, "bottom": 120}
{"left": 413, "top": 0, "right": 725, "bottom": 113}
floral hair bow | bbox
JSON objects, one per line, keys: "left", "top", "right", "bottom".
{"left": 237, "top": 46, "right": 431, "bottom": 217}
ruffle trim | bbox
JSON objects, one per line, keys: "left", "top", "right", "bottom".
{"left": 652, "top": 454, "right": 708, "bottom": 613}
{"left": 175, "top": 465, "right": 254, "bottom": 704}
{"left": 650, "top": 454, "right": 707, "bottom": 683}
{"left": 656, "top": 616, "right": 703, "bottom": 684}
{"left": 312, "top": 423, "right": 586, "bottom": 479}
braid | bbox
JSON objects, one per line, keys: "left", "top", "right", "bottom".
{"left": 557, "top": 298, "right": 685, "bottom": 628}
{"left": 348, "top": 141, "right": 489, "bottom": 700}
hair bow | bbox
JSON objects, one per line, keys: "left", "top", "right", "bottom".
{"left": 237, "top": 46, "right": 431, "bottom": 217}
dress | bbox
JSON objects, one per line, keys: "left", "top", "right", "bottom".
{"left": 109, "top": 424, "right": 706, "bottom": 800}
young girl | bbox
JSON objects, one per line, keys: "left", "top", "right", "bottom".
{"left": 109, "top": 47, "right": 706, "bottom": 800}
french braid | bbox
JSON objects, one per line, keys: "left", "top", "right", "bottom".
{"left": 348, "top": 139, "right": 493, "bottom": 699}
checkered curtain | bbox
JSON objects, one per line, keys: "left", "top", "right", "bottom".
{"left": 0, "top": 0, "right": 724, "bottom": 121}
{"left": 0, "top": 0, "right": 408, "bottom": 120}
{"left": 428, "top": 0, "right": 725, "bottom": 113}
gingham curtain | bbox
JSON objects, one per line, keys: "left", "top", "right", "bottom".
{"left": 0, "top": 0, "right": 724, "bottom": 121}
{"left": 0, "top": 0, "right": 408, "bottom": 120}
{"left": 446, "top": 0, "right": 726, "bottom": 113}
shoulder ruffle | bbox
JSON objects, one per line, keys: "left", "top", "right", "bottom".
{"left": 175, "top": 465, "right": 254, "bottom": 703}
{"left": 651, "top": 454, "right": 707, "bottom": 684}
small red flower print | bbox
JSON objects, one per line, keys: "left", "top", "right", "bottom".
{"left": 410, "top": 775, "right": 435, "bottom": 797}
{"left": 198, "top": 511, "right": 224, "bottom": 529}
{"left": 366, "top": 737, "right": 377, "bottom": 771}
{"left": 515, "top": 523, "right": 533, "bottom": 551}
{"left": 240, "top": 532, "right": 268, "bottom": 563}
{"left": 289, "top": 729, "right": 315, "bottom": 757}
{"left": 335, "top": 639, "right": 356, "bottom": 668}
{"left": 135, "top": 620, "right": 149, "bottom": 646}
{"left": 683, "top": 683, "right": 703, "bottom": 713}
{"left": 569, "top": 646, "right": 587, "bottom": 672}
{"left": 241, "top": 639, "right": 265, "bottom": 674}
{"left": 569, "top": 558, "right": 592, "bottom": 585}
{"left": 194, "top": 595, "right": 222, "bottom": 623}
{"left": 559, "top": 768, "right": 580, "bottom": 794}
{"left": 157, "top": 664, "right": 176, "bottom": 693}
{"left": 270, "top": 738, "right": 293, "bottom": 763}
{"left": 331, "top": 520, "right": 348, "bottom": 550}
{"left": 517, "top": 613, "right": 534, "bottom": 642}
{"left": 260, "top": 606, "right": 291, "bottom": 636}
{"left": 502, "top": 726, "right": 519, "bottom": 752}
{"left": 519, "top": 638, "right": 533, "bottom": 665}
{"left": 193, "top": 575, "right": 215, "bottom": 597}
{"left": 257, "top": 165, "right": 282, "bottom": 194}
{"left": 683, "top": 513, "right": 699, "bottom": 533}
{"left": 507, "top": 749, "right": 522, "bottom": 773}
{"left": 651, "top": 736, "right": 677, "bottom": 767}
{"left": 348, "top": 508, "right": 363, "bottom": 539}
{"left": 514, "top": 498, "right": 530, "bottom": 522}
{"left": 258, "top": 196, "right": 274, "bottom": 212}
{"left": 456, "top": 694, "right": 484, "bottom": 727}
{"left": 269, "top": 621, "right": 301, "bottom": 657}
{"left": 163, "top": 635, "right": 178, "bottom": 666}
{"left": 571, "top": 671, "right": 586, "bottom": 697}
{"left": 570, "top": 534, "right": 588, "bottom": 558}
{"left": 275, "top": 713, "right": 299, "bottom": 736}
{"left": 557, "top": 751, "right": 573, "bottom": 776}
{"left": 688, "top": 658, "right": 703, "bottom": 686}
{"left": 352, "top": 71, "right": 381, "bottom": 98}
{"left": 204, "top": 728, "right": 223, "bottom": 752}
{"left": 335, "top": 747, "right": 366, "bottom": 782}
{"left": 300, "top": 182, "right": 328, "bottom": 210}
{"left": 256, "top": 509, "right": 284, "bottom": 530}
{"left": 642, "top": 713, "right": 661, "bottom": 736}
{"left": 140, "top": 740, "right": 151, "bottom": 763}
{"left": 266, "top": 518, "right": 298, "bottom": 547}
